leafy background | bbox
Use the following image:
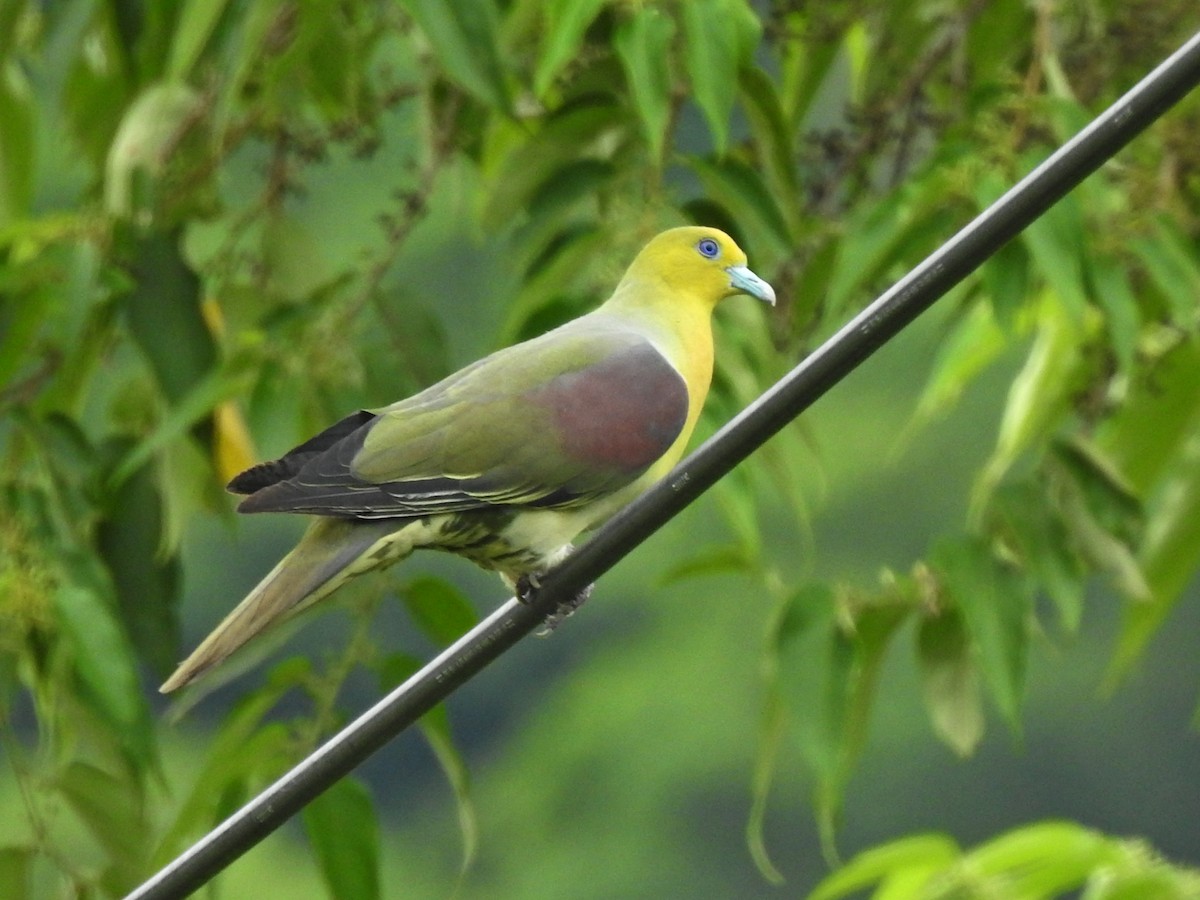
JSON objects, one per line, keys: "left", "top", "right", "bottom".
{"left": 1, "top": 0, "right": 1200, "bottom": 897}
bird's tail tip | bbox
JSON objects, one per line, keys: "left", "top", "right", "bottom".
{"left": 159, "top": 665, "right": 204, "bottom": 694}
{"left": 159, "top": 517, "right": 413, "bottom": 696}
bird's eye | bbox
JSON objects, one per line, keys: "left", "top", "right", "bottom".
{"left": 697, "top": 238, "right": 720, "bottom": 259}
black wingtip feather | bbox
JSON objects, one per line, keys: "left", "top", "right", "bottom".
{"left": 228, "top": 459, "right": 294, "bottom": 495}
{"left": 226, "top": 409, "right": 378, "bottom": 495}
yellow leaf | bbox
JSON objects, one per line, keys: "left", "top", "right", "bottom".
{"left": 213, "top": 401, "right": 256, "bottom": 485}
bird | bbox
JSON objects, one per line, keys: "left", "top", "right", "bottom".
{"left": 160, "top": 226, "right": 775, "bottom": 693}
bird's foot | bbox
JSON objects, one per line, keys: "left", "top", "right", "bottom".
{"left": 536, "top": 582, "right": 594, "bottom": 636}
{"left": 515, "top": 572, "right": 542, "bottom": 603}
{"left": 514, "top": 574, "right": 594, "bottom": 635}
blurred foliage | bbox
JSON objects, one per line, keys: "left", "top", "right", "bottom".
{"left": 0, "top": 0, "right": 1198, "bottom": 896}
{"left": 809, "top": 821, "right": 1200, "bottom": 899}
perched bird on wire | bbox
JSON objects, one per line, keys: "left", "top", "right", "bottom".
{"left": 161, "top": 226, "right": 775, "bottom": 693}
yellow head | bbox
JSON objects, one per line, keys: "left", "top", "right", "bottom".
{"left": 617, "top": 226, "right": 776, "bottom": 309}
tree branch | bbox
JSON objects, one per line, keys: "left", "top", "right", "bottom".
{"left": 127, "top": 29, "right": 1200, "bottom": 900}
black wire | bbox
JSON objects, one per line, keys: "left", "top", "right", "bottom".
{"left": 127, "top": 29, "right": 1200, "bottom": 900}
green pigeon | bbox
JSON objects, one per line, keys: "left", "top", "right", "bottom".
{"left": 161, "top": 226, "right": 775, "bottom": 692}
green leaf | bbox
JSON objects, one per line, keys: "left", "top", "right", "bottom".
{"left": 210, "top": 0, "right": 279, "bottom": 132}
{"left": 1050, "top": 445, "right": 1150, "bottom": 604}
{"left": 966, "top": 821, "right": 1113, "bottom": 896}
{"left": 841, "top": 20, "right": 870, "bottom": 102}
{"left": 614, "top": 6, "right": 675, "bottom": 161}
{"left": 34, "top": 240, "right": 111, "bottom": 411}
{"left": 401, "top": 576, "right": 478, "bottom": 645}
{"left": 526, "top": 159, "right": 615, "bottom": 225}
{"left": 770, "top": 584, "right": 902, "bottom": 842}
{"left": 770, "top": 585, "right": 851, "bottom": 794}
{"left": 769, "top": 583, "right": 908, "bottom": 853}
{"left": 789, "top": 236, "right": 839, "bottom": 330}
{"left": 154, "top": 674, "right": 300, "bottom": 863}
{"left": 304, "top": 12, "right": 357, "bottom": 112}
{"left": 736, "top": 65, "right": 798, "bottom": 201}
{"left": 401, "top": 0, "right": 510, "bottom": 112}
{"left": 917, "top": 609, "right": 984, "bottom": 757}
{"left": 981, "top": 239, "right": 1030, "bottom": 329}
{"left": 510, "top": 158, "right": 615, "bottom": 268}
{"left": 498, "top": 225, "right": 607, "bottom": 344}
{"left": 533, "top": 0, "right": 608, "bottom": 97}
{"left": 303, "top": 777, "right": 381, "bottom": 900}
{"left": 809, "top": 833, "right": 960, "bottom": 900}
{"left": 0, "top": 847, "right": 33, "bottom": 900}
{"left": 713, "top": 467, "right": 763, "bottom": 559}
{"left": 0, "top": 264, "right": 55, "bottom": 390}
{"left": 378, "top": 654, "right": 477, "bottom": 877}
{"left": 104, "top": 84, "right": 204, "bottom": 218}
{"left": 746, "top": 691, "right": 787, "bottom": 885}
{"left": 57, "top": 761, "right": 149, "bottom": 887}
{"left": 1053, "top": 438, "right": 1142, "bottom": 548}
{"left": 418, "top": 698, "right": 478, "bottom": 878}
{"left": 930, "top": 536, "right": 1031, "bottom": 732}
{"left": 657, "top": 543, "right": 753, "bottom": 585}
{"left": 167, "top": 0, "right": 233, "bottom": 79}
{"left": 1131, "top": 216, "right": 1200, "bottom": 324}
{"left": 0, "top": 1, "right": 24, "bottom": 58}
{"left": 777, "top": 17, "right": 840, "bottom": 127}
{"left": 1087, "top": 866, "right": 1200, "bottom": 900}
{"left": 1101, "top": 335, "right": 1200, "bottom": 494}
{"left": 1089, "top": 255, "right": 1140, "bottom": 374}
{"left": 376, "top": 651, "right": 420, "bottom": 687}
{"left": 0, "top": 66, "right": 35, "bottom": 225}
{"left": 1019, "top": 190, "right": 1089, "bottom": 323}
{"left": 53, "top": 559, "right": 154, "bottom": 764}
{"left": 117, "top": 228, "right": 217, "bottom": 404}
{"left": 261, "top": 211, "right": 342, "bottom": 299}
{"left": 1110, "top": 416, "right": 1200, "bottom": 684}
{"left": 974, "top": 294, "right": 1093, "bottom": 509}
{"left": 682, "top": 0, "right": 761, "bottom": 155}
{"left": 108, "top": 352, "right": 255, "bottom": 487}
{"left": 991, "top": 480, "right": 1085, "bottom": 635}
{"left": 482, "top": 99, "right": 624, "bottom": 230}
{"left": 158, "top": 421, "right": 231, "bottom": 556}
{"left": 911, "top": 300, "right": 1006, "bottom": 427}
{"left": 966, "top": 0, "right": 1034, "bottom": 79}
{"left": 97, "top": 442, "right": 181, "bottom": 675}
{"left": 825, "top": 181, "right": 928, "bottom": 314}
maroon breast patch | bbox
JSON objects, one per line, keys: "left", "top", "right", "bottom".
{"left": 533, "top": 343, "right": 689, "bottom": 473}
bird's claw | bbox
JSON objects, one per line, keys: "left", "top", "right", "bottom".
{"left": 535, "top": 582, "right": 594, "bottom": 635}
{"left": 515, "top": 574, "right": 594, "bottom": 635}
{"left": 515, "top": 572, "right": 542, "bottom": 603}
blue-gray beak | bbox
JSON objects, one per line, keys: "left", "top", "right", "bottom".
{"left": 726, "top": 265, "right": 776, "bottom": 306}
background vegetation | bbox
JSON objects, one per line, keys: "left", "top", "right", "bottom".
{"left": 1, "top": 0, "right": 1199, "bottom": 896}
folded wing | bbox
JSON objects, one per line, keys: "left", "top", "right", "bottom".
{"left": 232, "top": 327, "right": 690, "bottom": 519}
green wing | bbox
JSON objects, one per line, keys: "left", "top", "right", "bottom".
{"left": 232, "top": 319, "right": 690, "bottom": 518}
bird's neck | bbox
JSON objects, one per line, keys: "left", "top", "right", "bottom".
{"left": 603, "top": 274, "right": 716, "bottom": 333}
{"left": 600, "top": 278, "right": 716, "bottom": 425}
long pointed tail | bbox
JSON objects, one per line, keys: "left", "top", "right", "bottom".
{"left": 161, "top": 517, "right": 411, "bottom": 693}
